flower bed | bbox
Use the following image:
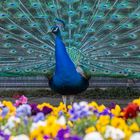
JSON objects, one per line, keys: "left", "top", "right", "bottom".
{"left": 0, "top": 96, "right": 140, "bottom": 140}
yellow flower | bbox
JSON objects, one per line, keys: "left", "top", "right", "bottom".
{"left": 47, "top": 116, "right": 57, "bottom": 126}
{"left": 30, "top": 128, "right": 44, "bottom": 140}
{"left": 58, "top": 102, "right": 67, "bottom": 113}
{"left": 2, "top": 101, "right": 16, "bottom": 115}
{"left": 124, "top": 127, "right": 132, "bottom": 140}
{"left": 45, "top": 115, "right": 66, "bottom": 137}
{"left": 37, "top": 103, "right": 54, "bottom": 110}
{"left": 51, "top": 107, "right": 58, "bottom": 116}
{"left": 96, "top": 115, "right": 110, "bottom": 134}
{"left": 67, "top": 105, "right": 72, "bottom": 110}
{"left": 98, "top": 115, "right": 110, "bottom": 126}
{"left": 111, "top": 105, "right": 121, "bottom": 116}
{"left": 111, "top": 117, "right": 126, "bottom": 130}
{"left": 133, "top": 98, "right": 140, "bottom": 106}
{"left": 68, "top": 120, "right": 73, "bottom": 127}
{"left": 96, "top": 124, "right": 106, "bottom": 134}
{"left": 129, "top": 122, "right": 139, "bottom": 131}
{"left": 0, "top": 109, "right": 2, "bottom": 120}
{"left": 85, "top": 126, "right": 95, "bottom": 134}
{"left": 0, "top": 116, "right": 2, "bottom": 121}
{"left": 88, "top": 101, "right": 98, "bottom": 109}
{"left": 30, "top": 115, "right": 66, "bottom": 139}
{"left": 97, "top": 105, "right": 106, "bottom": 112}
{"left": 45, "top": 123, "right": 61, "bottom": 138}
{"left": 51, "top": 102, "right": 67, "bottom": 116}
{"left": 111, "top": 117, "right": 133, "bottom": 140}
{"left": 89, "top": 102, "right": 106, "bottom": 113}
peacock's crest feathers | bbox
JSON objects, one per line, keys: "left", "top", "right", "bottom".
{"left": 54, "top": 18, "right": 65, "bottom": 27}
{"left": 0, "top": 0, "right": 140, "bottom": 77}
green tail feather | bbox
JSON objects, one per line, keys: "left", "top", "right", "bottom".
{"left": 0, "top": 0, "right": 140, "bottom": 77}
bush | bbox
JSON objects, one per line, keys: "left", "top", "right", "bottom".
{"left": 0, "top": 88, "right": 139, "bottom": 99}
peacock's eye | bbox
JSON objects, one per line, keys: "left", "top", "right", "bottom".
{"left": 53, "top": 27, "right": 59, "bottom": 32}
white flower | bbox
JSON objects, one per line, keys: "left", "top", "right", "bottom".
{"left": 0, "top": 101, "right": 4, "bottom": 107}
{"left": 73, "top": 103, "right": 81, "bottom": 110}
{"left": 57, "top": 116, "right": 66, "bottom": 125}
{"left": 12, "top": 134, "right": 29, "bottom": 140}
{"left": 0, "top": 125, "right": 11, "bottom": 135}
{"left": 130, "top": 133, "right": 140, "bottom": 140}
{"left": 3, "top": 128, "right": 11, "bottom": 135}
{"left": 104, "top": 125, "right": 125, "bottom": 140}
{"left": 79, "top": 101, "right": 88, "bottom": 107}
{"left": 84, "top": 132, "right": 103, "bottom": 140}
{"left": 5, "top": 116, "right": 21, "bottom": 129}
{"left": 30, "top": 121, "right": 46, "bottom": 132}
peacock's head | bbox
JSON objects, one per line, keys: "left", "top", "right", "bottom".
{"left": 48, "top": 18, "right": 65, "bottom": 37}
{"left": 51, "top": 26, "right": 60, "bottom": 35}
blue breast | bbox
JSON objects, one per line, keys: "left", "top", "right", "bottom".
{"left": 49, "top": 36, "right": 89, "bottom": 95}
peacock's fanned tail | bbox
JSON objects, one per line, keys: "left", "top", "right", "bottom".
{"left": 0, "top": 0, "right": 140, "bottom": 78}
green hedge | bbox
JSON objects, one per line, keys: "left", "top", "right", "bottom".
{"left": 0, "top": 88, "right": 139, "bottom": 99}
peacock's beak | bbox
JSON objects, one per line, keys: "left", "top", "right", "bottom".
{"left": 47, "top": 29, "right": 52, "bottom": 34}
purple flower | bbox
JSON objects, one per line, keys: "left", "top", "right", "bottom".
{"left": 1, "top": 107, "right": 9, "bottom": 117}
{"left": 59, "top": 111, "right": 63, "bottom": 116}
{"left": 16, "top": 104, "right": 31, "bottom": 117}
{"left": 57, "top": 128, "right": 70, "bottom": 139}
{"left": 99, "top": 109, "right": 113, "bottom": 118}
{"left": 23, "top": 116, "right": 28, "bottom": 125}
{"left": 0, "top": 130, "right": 10, "bottom": 140}
{"left": 57, "top": 128, "right": 82, "bottom": 140}
{"left": 43, "top": 135, "right": 49, "bottom": 140}
{"left": 93, "top": 109, "right": 99, "bottom": 116}
{"left": 41, "top": 106, "right": 52, "bottom": 115}
{"left": 30, "top": 104, "right": 40, "bottom": 115}
{"left": 33, "top": 112, "right": 45, "bottom": 123}
{"left": 70, "top": 136, "right": 82, "bottom": 140}
{"left": 30, "top": 104, "right": 52, "bottom": 116}
{"left": 100, "top": 109, "right": 110, "bottom": 115}
{"left": 109, "top": 102, "right": 116, "bottom": 110}
{"left": 69, "top": 102, "right": 92, "bottom": 121}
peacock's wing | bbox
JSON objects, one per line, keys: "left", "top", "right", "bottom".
{"left": 0, "top": 0, "right": 140, "bottom": 78}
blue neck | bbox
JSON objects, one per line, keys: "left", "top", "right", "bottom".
{"left": 55, "top": 36, "right": 76, "bottom": 75}
{"left": 55, "top": 31, "right": 62, "bottom": 39}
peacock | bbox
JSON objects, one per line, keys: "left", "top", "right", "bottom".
{"left": 48, "top": 20, "right": 90, "bottom": 104}
{"left": 0, "top": 0, "right": 140, "bottom": 103}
